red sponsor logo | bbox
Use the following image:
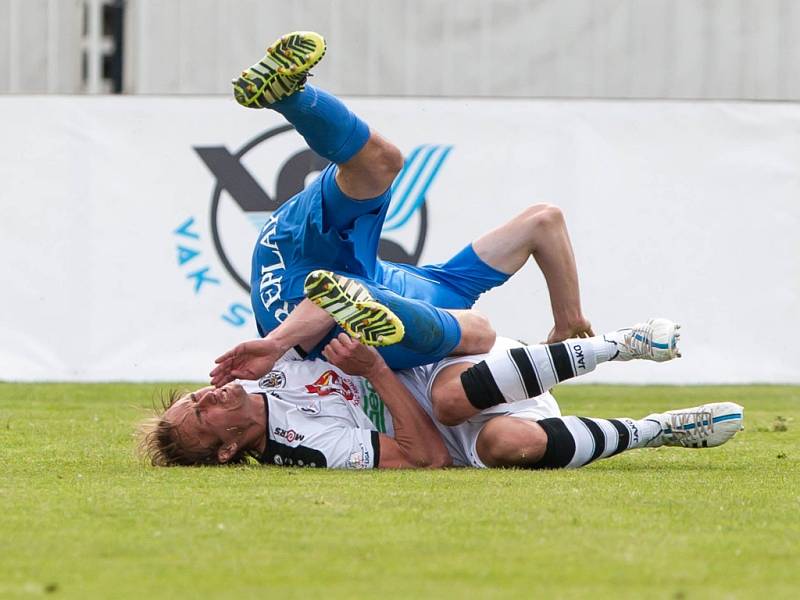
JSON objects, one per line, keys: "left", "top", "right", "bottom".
{"left": 305, "top": 370, "right": 358, "bottom": 404}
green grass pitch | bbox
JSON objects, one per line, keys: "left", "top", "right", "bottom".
{"left": 0, "top": 383, "right": 798, "bottom": 599}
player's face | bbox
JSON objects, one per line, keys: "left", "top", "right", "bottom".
{"left": 165, "top": 383, "right": 256, "bottom": 460}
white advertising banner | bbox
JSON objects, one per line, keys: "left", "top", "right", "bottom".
{"left": 0, "top": 97, "right": 798, "bottom": 383}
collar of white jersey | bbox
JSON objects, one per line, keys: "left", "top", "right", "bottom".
{"left": 256, "top": 393, "right": 271, "bottom": 464}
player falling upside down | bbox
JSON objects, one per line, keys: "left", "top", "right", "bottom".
{"left": 140, "top": 319, "right": 743, "bottom": 470}
{"left": 216, "top": 30, "right": 594, "bottom": 378}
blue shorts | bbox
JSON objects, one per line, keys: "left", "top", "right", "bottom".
{"left": 250, "top": 164, "right": 509, "bottom": 368}
{"left": 376, "top": 244, "right": 510, "bottom": 310}
{"left": 250, "top": 164, "right": 389, "bottom": 335}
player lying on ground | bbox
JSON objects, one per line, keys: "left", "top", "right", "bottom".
{"left": 218, "top": 30, "right": 593, "bottom": 375}
{"left": 140, "top": 319, "right": 743, "bottom": 469}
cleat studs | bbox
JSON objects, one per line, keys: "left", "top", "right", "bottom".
{"left": 377, "top": 335, "right": 384, "bottom": 343}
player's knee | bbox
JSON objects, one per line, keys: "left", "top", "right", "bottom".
{"left": 523, "top": 203, "right": 564, "bottom": 231}
{"left": 431, "top": 379, "right": 469, "bottom": 427}
{"left": 456, "top": 310, "right": 496, "bottom": 355}
{"left": 476, "top": 418, "right": 547, "bottom": 468}
{"left": 382, "top": 142, "right": 404, "bottom": 178}
{"left": 369, "top": 134, "right": 404, "bottom": 180}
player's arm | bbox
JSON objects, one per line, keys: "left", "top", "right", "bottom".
{"left": 210, "top": 299, "right": 334, "bottom": 386}
{"left": 323, "top": 334, "right": 452, "bottom": 469}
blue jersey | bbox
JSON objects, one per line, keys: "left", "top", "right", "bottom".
{"left": 249, "top": 164, "right": 509, "bottom": 366}
{"left": 250, "top": 165, "right": 389, "bottom": 335}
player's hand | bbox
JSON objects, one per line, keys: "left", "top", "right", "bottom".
{"left": 209, "top": 338, "right": 283, "bottom": 387}
{"left": 322, "top": 333, "right": 384, "bottom": 378}
{"left": 545, "top": 317, "right": 595, "bottom": 343}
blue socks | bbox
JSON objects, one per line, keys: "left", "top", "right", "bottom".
{"left": 368, "top": 290, "right": 462, "bottom": 370}
{"left": 272, "top": 84, "right": 370, "bottom": 163}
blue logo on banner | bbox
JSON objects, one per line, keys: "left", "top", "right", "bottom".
{"left": 172, "top": 127, "right": 452, "bottom": 328}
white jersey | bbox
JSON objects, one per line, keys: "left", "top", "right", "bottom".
{"left": 240, "top": 351, "right": 383, "bottom": 469}
{"left": 242, "top": 338, "right": 561, "bottom": 469}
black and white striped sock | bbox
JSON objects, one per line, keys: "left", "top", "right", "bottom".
{"left": 461, "top": 338, "right": 607, "bottom": 410}
{"left": 529, "top": 416, "right": 662, "bottom": 469}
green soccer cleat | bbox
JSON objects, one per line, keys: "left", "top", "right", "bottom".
{"left": 304, "top": 270, "right": 405, "bottom": 347}
{"left": 232, "top": 31, "right": 326, "bottom": 108}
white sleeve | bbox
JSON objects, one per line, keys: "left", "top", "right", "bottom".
{"left": 321, "top": 426, "right": 381, "bottom": 470}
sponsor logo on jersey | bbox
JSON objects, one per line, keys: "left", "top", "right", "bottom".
{"left": 172, "top": 126, "right": 452, "bottom": 329}
{"left": 347, "top": 443, "right": 371, "bottom": 469}
{"left": 259, "top": 370, "right": 286, "bottom": 389}
{"left": 305, "top": 370, "right": 359, "bottom": 405}
{"left": 359, "top": 379, "right": 387, "bottom": 433}
{"left": 274, "top": 427, "right": 305, "bottom": 443}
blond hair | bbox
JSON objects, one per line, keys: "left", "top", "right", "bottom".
{"left": 136, "top": 389, "right": 229, "bottom": 466}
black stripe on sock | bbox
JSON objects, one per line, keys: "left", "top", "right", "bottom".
{"left": 608, "top": 419, "right": 630, "bottom": 455}
{"left": 509, "top": 348, "right": 542, "bottom": 398}
{"left": 460, "top": 361, "right": 506, "bottom": 410}
{"left": 527, "top": 418, "right": 575, "bottom": 469}
{"left": 547, "top": 343, "right": 576, "bottom": 382}
{"left": 579, "top": 417, "right": 605, "bottom": 464}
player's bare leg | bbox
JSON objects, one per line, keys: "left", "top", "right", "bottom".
{"left": 472, "top": 204, "right": 592, "bottom": 342}
{"left": 336, "top": 131, "right": 403, "bottom": 200}
{"left": 448, "top": 309, "right": 495, "bottom": 355}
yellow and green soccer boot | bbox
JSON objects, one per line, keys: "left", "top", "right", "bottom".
{"left": 304, "top": 270, "right": 405, "bottom": 347}
{"left": 232, "top": 31, "right": 326, "bottom": 108}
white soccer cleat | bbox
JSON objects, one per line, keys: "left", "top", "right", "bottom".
{"left": 643, "top": 402, "right": 744, "bottom": 448}
{"left": 606, "top": 318, "right": 681, "bottom": 362}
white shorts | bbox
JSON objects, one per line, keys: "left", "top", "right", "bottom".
{"left": 425, "top": 337, "right": 562, "bottom": 468}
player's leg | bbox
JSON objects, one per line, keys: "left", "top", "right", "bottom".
{"left": 304, "top": 270, "right": 495, "bottom": 368}
{"left": 376, "top": 204, "right": 588, "bottom": 332}
{"left": 471, "top": 204, "right": 592, "bottom": 342}
{"left": 432, "top": 318, "right": 681, "bottom": 426}
{"left": 233, "top": 32, "right": 401, "bottom": 202}
{"left": 475, "top": 402, "right": 744, "bottom": 469}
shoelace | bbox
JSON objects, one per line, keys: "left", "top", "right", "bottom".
{"left": 670, "top": 410, "right": 713, "bottom": 446}
{"left": 623, "top": 322, "right": 655, "bottom": 358}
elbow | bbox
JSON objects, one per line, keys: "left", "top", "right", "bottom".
{"left": 432, "top": 452, "right": 453, "bottom": 468}
{"left": 420, "top": 451, "right": 452, "bottom": 469}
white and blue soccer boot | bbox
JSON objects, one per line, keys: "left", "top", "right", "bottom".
{"left": 606, "top": 317, "right": 681, "bottom": 362}
{"left": 643, "top": 402, "right": 744, "bottom": 448}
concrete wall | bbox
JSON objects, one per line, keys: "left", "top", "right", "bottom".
{"left": 3, "top": 0, "right": 800, "bottom": 98}
{"left": 0, "top": 0, "right": 83, "bottom": 93}
{"left": 124, "top": 0, "right": 800, "bottom": 99}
